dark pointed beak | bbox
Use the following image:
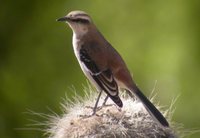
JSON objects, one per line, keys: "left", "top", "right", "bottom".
{"left": 56, "top": 16, "right": 70, "bottom": 22}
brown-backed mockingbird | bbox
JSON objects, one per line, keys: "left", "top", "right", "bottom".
{"left": 57, "top": 10, "right": 169, "bottom": 127}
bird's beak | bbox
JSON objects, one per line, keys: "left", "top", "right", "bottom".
{"left": 56, "top": 16, "right": 70, "bottom": 22}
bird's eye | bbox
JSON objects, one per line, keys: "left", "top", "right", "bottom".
{"left": 72, "top": 18, "right": 89, "bottom": 24}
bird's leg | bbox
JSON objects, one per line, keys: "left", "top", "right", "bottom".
{"left": 92, "top": 90, "right": 102, "bottom": 115}
{"left": 102, "top": 95, "right": 109, "bottom": 106}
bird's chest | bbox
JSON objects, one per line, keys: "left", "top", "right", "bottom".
{"left": 72, "top": 35, "right": 81, "bottom": 59}
{"left": 72, "top": 34, "right": 100, "bottom": 88}
{"left": 72, "top": 34, "right": 89, "bottom": 72}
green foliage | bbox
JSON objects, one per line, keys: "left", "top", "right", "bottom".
{"left": 0, "top": 0, "right": 200, "bottom": 137}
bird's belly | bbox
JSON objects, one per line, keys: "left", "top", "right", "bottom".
{"left": 72, "top": 43, "right": 101, "bottom": 91}
{"left": 79, "top": 61, "right": 102, "bottom": 91}
{"left": 72, "top": 34, "right": 101, "bottom": 91}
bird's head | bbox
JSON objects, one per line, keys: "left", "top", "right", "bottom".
{"left": 57, "top": 11, "right": 92, "bottom": 35}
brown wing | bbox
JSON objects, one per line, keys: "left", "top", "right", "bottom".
{"left": 79, "top": 48, "right": 123, "bottom": 107}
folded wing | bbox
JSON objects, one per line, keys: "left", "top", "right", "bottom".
{"left": 79, "top": 48, "right": 123, "bottom": 107}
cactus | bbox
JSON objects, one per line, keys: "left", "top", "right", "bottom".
{"left": 45, "top": 86, "right": 180, "bottom": 138}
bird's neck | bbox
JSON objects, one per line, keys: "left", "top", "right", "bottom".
{"left": 72, "top": 24, "right": 106, "bottom": 50}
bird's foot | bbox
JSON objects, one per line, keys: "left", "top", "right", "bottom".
{"left": 84, "top": 106, "right": 102, "bottom": 116}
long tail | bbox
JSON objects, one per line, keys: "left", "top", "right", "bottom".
{"left": 130, "top": 86, "right": 169, "bottom": 127}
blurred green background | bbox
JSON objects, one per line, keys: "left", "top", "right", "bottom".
{"left": 1, "top": 0, "right": 200, "bottom": 137}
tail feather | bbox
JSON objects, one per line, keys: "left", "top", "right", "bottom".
{"left": 131, "top": 87, "right": 169, "bottom": 127}
{"left": 110, "top": 95, "right": 123, "bottom": 108}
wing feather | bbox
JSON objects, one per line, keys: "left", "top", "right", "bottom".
{"left": 79, "top": 48, "right": 123, "bottom": 107}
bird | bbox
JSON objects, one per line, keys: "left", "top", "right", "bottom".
{"left": 57, "top": 10, "right": 169, "bottom": 127}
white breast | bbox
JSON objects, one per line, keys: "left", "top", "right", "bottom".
{"left": 72, "top": 33, "right": 86, "bottom": 72}
{"left": 72, "top": 33, "right": 81, "bottom": 59}
{"left": 72, "top": 33, "right": 101, "bottom": 91}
